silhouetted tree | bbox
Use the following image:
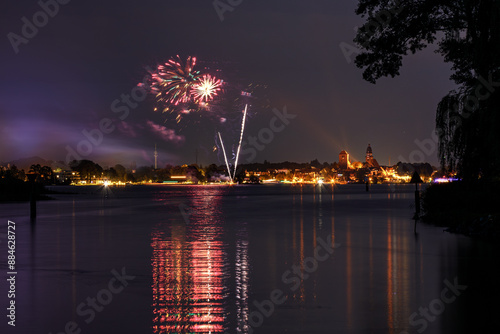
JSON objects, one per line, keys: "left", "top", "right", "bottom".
{"left": 354, "top": 0, "right": 500, "bottom": 180}
{"left": 1, "top": 165, "right": 25, "bottom": 181}
{"left": 135, "top": 166, "right": 155, "bottom": 182}
{"left": 104, "top": 167, "right": 118, "bottom": 181}
{"left": 186, "top": 165, "right": 206, "bottom": 184}
{"left": 114, "top": 164, "right": 127, "bottom": 181}
{"left": 30, "top": 164, "right": 53, "bottom": 183}
{"left": 70, "top": 160, "right": 103, "bottom": 183}
{"left": 310, "top": 159, "right": 322, "bottom": 169}
{"left": 155, "top": 168, "right": 171, "bottom": 182}
{"left": 29, "top": 164, "right": 42, "bottom": 174}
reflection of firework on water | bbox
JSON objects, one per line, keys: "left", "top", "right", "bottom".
{"left": 192, "top": 74, "right": 222, "bottom": 103}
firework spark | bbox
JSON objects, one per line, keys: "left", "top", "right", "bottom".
{"left": 218, "top": 132, "right": 232, "bottom": 182}
{"left": 233, "top": 104, "right": 248, "bottom": 180}
{"left": 150, "top": 55, "right": 201, "bottom": 107}
{"left": 145, "top": 56, "right": 226, "bottom": 123}
{"left": 192, "top": 74, "right": 222, "bottom": 103}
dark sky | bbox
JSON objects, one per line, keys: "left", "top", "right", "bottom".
{"left": 0, "top": 0, "right": 455, "bottom": 168}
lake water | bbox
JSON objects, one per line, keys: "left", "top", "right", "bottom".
{"left": 0, "top": 184, "right": 499, "bottom": 334}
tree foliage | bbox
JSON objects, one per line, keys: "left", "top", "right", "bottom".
{"left": 29, "top": 164, "right": 53, "bottom": 183}
{"left": 354, "top": 0, "right": 500, "bottom": 180}
{"left": 70, "top": 160, "right": 103, "bottom": 182}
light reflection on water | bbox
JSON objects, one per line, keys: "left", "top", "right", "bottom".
{"left": 235, "top": 229, "right": 250, "bottom": 334}
{"left": 4, "top": 184, "right": 498, "bottom": 333}
{"left": 149, "top": 184, "right": 429, "bottom": 333}
{"left": 151, "top": 187, "right": 250, "bottom": 333}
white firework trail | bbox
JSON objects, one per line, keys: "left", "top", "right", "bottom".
{"left": 233, "top": 104, "right": 248, "bottom": 180}
{"left": 218, "top": 132, "right": 233, "bottom": 182}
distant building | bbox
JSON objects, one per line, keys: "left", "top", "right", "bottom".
{"left": 365, "top": 144, "right": 380, "bottom": 168}
{"left": 276, "top": 169, "right": 290, "bottom": 174}
{"left": 339, "top": 150, "right": 350, "bottom": 170}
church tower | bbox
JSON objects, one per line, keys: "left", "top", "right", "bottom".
{"left": 365, "top": 144, "right": 379, "bottom": 168}
{"left": 366, "top": 144, "right": 373, "bottom": 165}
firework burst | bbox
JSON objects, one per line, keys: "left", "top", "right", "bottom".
{"left": 150, "top": 55, "right": 201, "bottom": 108}
{"left": 145, "top": 56, "right": 228, "bottom": 123}
{"left": 191, "top": 74, "right": 222, "bottom": 103}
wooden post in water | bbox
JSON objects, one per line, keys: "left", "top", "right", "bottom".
{"left": 410, "top": 171, "right": 423, "bottom": 233}
{"left": 414, "top": 187, "right": 419, "bottom": 233}
{"left": 26, "top": 173, "right": 38, "bottom": 223}
{"left": 414, "top": 186, "right": 420, "bottom": 215}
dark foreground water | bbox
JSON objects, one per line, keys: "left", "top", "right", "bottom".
{"left": 0, "top": 184, "right": 499, "bottom": 334}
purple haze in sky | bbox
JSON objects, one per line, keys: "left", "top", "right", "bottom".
{"left": 0, "top": 0, "right": 455, "bottom": 168}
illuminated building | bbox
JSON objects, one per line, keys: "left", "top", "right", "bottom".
{"left": 339, "top": 150, "right": 350, "bottom": 170}
{"left": 365, "top": 144, "right": 380, "bottom": 168}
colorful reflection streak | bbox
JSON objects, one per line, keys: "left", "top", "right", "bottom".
{"left": 151, "top": 188, "right": 231, "bottom": 333}
{"left": 235, "top": 227, "right": 250, "bottom": 333}
{"left": 386, "top": 216, "right": 412, "bottom": 333}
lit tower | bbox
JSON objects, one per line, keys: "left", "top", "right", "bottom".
{"left": 366, "top": 144, "right": 373, "bottom": 165}
{"left": 339, "top": 150, "right": 350, "bottom": 170}
{"left": 154, "top": 144, "right": 158, "bottom": 170}
{"left": 365, "top": 144, "right": 380, "bottom": 168}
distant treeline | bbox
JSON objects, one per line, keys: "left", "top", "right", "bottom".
{"left": 0, "top": 165, "right": 48, "bottom": 201}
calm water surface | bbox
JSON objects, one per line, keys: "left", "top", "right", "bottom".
{"left": 0, "top": 184, "right": 499, "bottom": 334}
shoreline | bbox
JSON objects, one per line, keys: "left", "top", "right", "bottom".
{"left": 421, "top": 181, "right": 500, "bottom": 241}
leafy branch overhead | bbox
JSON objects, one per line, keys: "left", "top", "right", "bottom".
{"left": 354, "top": 0, "right": 500, "bottom": 180}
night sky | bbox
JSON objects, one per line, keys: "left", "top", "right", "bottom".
{"left": 0, "top": 0, "right": 456, "bottom": 168}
